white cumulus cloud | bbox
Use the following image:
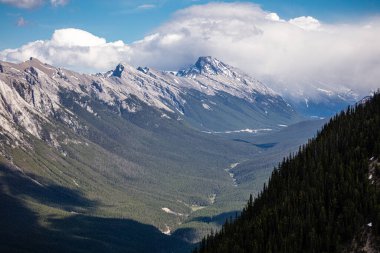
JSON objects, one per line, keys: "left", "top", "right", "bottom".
{"left": 1, "top": 2, "right": 379, "bottom": 96}
{"left": 51, "top": 28, "right": 106, "bottom": 47}
{"left": 0, "top": 0, "right": 43, "bottom": 8}
{"left": 0, "top": 0, "right": 68, "bottom": 8}
{"left": 0, "top": 28, "right": 131, "bottom": 72}
{"left": 128, "top": 3, "right": 380, "bottom": 96}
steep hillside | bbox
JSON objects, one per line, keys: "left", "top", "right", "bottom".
{"left": 194, "top": 93, "right": 380, "bottom": 253}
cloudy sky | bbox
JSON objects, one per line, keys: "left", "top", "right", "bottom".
{"left": 0, "top": 0, "right": 379, "bottom": 96}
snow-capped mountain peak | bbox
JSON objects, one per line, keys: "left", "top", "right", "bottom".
{"left": 177, "top": 56, "right": 278, "bottom": 98}
{"left": 177, "top": 56, "right": 234, "bottom": 77}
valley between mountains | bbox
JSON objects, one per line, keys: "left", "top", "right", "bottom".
{"left": 0, "top": 56, "right": 348, "bottom": 252}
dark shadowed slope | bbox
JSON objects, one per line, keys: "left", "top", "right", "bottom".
{"left": 0, "top": 162, "right": 191, "bottom": 253}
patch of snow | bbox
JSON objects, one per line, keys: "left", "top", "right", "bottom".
{"left": 317, "top": 88, "right": 334, "bottom": 96}
{"left": 63, "top": 139, "right": 83, "bottom": 145}
{"left": 160, "top": 113, "right": 171, "bottom": 119}
{"left": 30, "top": 178, "right": 43, "bottom": 187}
{"left": 203, "top": 128, "right": 272, "bottom": 134}
{"left": 230, "top": 163, "right": 239, "bottom": 169}
{"left": 209, "top": 193, "right": 216, "bottom": 204}
{"left": 369, "top": 174, "right": 373, "bottom": 180}
{"left": 278, "top": 124, "right": 288, "bottom": 127}
{"left": 11, "top": 168, "right": 45, "bottom": 187}
{"left": 163, "top": 70, "right": 178, "bottom": 76}
{"left": 161, "top": 224, "right": 171, "bottom": 235}
{"left": 86, "top": 106, "right": 94, "bottom": 114}
{"left": 176, "top": 108, "right": 184, "bottom": 115}
{"left": 310, "top": 116, "right": 325, "bottom": 120}
{"left": 190, "top": 205, "right": 205, "bottom": 212}
{"left": 177, "top": 199, "right": 206, "bottom": 212}
{"left": 367, "top": 222, "right": 372, "bottom": 227}
{"left": 72, "top": 179, "right": 79, "bottom": 187}
{"left": 225, "top": 163, "right": 239, "bottom": 187}
{"left": 202, "top": 103, "right": 211, "bottom": 110}
{"left": 161, "top": 207, "right": 183, "bottom": 216}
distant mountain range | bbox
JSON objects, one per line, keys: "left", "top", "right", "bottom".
{"left": 0, "top": 56, "right": 360, "bottom": 143}
{"left": 284, "top": 86, "right": 359, "bottom": 118}
{"left": 0, "top": 56, "right": 303, "bottom": 143}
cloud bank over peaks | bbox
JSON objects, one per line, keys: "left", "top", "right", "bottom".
{"left": 130, "top": 2, "right": 380, "bottom": 96}
{"left": 1, "top": 28, "right": 131, "bottom": 72}
{"left": 1, "top": 2, "right": 379, "bottom": 96}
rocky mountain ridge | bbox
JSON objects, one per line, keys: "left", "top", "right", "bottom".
{"left": 0, "top": 56, "right": 300, "bottom": 145}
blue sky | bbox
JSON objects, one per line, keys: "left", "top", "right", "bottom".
{"left": 1, "top": 0, "right": 380, "bottom": 50}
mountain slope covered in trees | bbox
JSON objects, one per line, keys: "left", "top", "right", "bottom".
{"left": 194, "top": 93, "right": 380, "bottom": 253}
